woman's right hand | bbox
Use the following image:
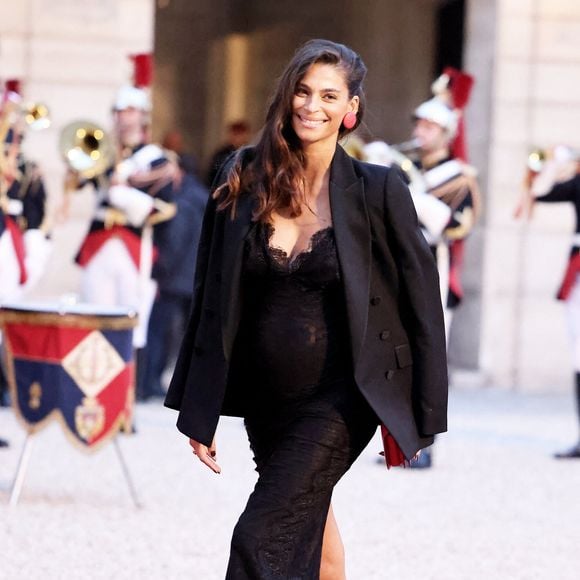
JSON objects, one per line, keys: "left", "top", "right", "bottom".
{"left": 189, "top": 438, "right": 221, "bottom": 474}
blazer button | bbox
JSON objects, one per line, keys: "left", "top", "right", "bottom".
{"left": 379, "top": 330, "right": 391, "bottom": 341}
{"left": 215, "top": 272, "right": 222, "bottom": 282}
{"left": 194, "top": 346, "right": 204, "bottom": 356}
{"left": 205, "top": 308, "right": 215, "bottom": 319}
{"left": 370, "top": 296, "right": 381, "bottom": 306}
{"left": 385, "top": 370, "right": 395, "bottom": 381}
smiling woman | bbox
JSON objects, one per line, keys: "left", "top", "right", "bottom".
{"left": 291, "top": 63, "right": 359, "bottom": 150}
{"left": 165, "top": 38, "right": 448, "bottom": 580}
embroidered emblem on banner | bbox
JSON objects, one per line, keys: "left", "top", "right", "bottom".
{"left": 28, "top": 382, "right": 42, "bottom": 409}
{"left": 62, "top": 330, "right": 125, "bottom": 397}
{"left": 75, "top": 397, "right": 105, "bottom": 441}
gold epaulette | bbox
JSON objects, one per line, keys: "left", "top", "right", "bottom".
{"left": 445, "top": 207, "right": 475, "bottom": 241}
{"left": 146, "top": 199, "right": 177, "bottom": 226}
{"left": 104, "top": 208, "right": 128, "bottom": 229}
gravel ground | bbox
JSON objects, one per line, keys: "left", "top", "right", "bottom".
{"left": 1, "top": 386, "right": 579, "bottom": 580}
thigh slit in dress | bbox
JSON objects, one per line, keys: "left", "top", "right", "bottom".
{"left": 225, "top": 222, "right": 379, "bottom": 580}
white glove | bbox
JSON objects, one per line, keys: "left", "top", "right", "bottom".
{"left": 108, "top": 184, "right": 154, "bottom": 227}
{"left": 115, "top": 144, "right": 164, "bottom": 182}
{"left": 412, "top": 193, "right": 452, "bottom": 240}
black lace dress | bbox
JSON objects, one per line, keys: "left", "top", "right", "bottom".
{"left": 225, "top": 222, "right": 378, "bottom": 580}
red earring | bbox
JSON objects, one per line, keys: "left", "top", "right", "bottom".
{"left": 342, "top": 111, "right": 357, "bottom": 130}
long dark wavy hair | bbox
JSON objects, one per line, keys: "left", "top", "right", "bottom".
{"left": 215, "top": 38, "right": 367, "bottom": 220}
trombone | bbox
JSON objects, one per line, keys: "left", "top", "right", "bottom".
{"left": 527, "top": 145, "right": 580, "bottom": 174}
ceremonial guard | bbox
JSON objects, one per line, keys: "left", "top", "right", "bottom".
{"left": 66, "top": 54, "right": 179, "bottom": 349}
{"left": 412, "top": 68, "right": 481, "bottom": 337}
{"left": 518, "top": 146, "right": 580, "bottom": 459}
{"left": 0, "top": 80, "right": 51, "bottom": 304}
{"left": 363, "top": 69, "right": 480, "bottom": 349}
{"left": 1, "top": 80, "right": 51, "bottom": 445}
{"left": 6, "top": 81, "right": 51, "bottom": 294}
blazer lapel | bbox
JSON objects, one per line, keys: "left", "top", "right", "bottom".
{"left": 220, "top": 194, "right": 256, "bottom": 360}
{"left": 330, "top": 146, "right": 372, "bottom": 370}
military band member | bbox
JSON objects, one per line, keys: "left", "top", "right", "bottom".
{"left": 1, "top": 79, "right": 52, "bottom": 301}
{"left": 412, "top": 96, "right": 481, "bottom": 339}
{"left": 71, "top": 82, "right": 179, "bottom": 349}
{"left": 519, "top": 148, "right": 580, "bottom": 459}
{"left": 5, "top": 131, "right": 52, "bottom": 293}
{"left": 408, "top": 72, "right": 480, "bottom": 469}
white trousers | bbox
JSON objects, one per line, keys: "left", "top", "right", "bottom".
{"left": 80, "top": 238, "right": 156, "bottom": 348}
{"left": 435, "top": 242, "right": 452, "bottom": 347}
{"left": 0, "top": 230, "right": 23, "bottom": 304}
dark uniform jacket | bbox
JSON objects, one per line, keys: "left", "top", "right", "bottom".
{"left": 535, "top": 174, "right": 580, "bottom": 301}
{"left": 165, "top": 145, "right": 448, "bottom": 459}
{"left": 7, "top": 158, "right": 47, "bottom": 231}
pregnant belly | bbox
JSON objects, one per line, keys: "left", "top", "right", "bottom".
{"left": 245, "top": 314, "right": 348, "bottom": 396}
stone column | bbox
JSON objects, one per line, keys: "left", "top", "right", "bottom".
{"left": 446, "top": 0, "right": 497, "bottom": 379}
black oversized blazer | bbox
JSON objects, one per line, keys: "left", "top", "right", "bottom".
{"left": 165, "top": 145, "right": 448, "bottom": 459}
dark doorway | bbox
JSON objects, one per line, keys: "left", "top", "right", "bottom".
{"left": 435, "top": 0, "right": 465, "bottom": 74}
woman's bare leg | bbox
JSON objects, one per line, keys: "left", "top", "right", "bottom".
{"left": 320, "top": 503, "right": 346, "bottom": 580}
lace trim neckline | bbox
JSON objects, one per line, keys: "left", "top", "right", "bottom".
{"left": 262, "top": 222, "right": 334, "bottom": 270}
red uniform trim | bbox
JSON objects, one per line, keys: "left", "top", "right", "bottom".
{"left": 76, "top": 226, "right": 158, "bottom": 270}
{"left": 5, "top": 217, "right": 27, "bottom": 284}
{"left": 448, "top": 239, "right": 465, "bottom": 306}
{"left": 557, "top": 252, "right": 580, "bottom": 301}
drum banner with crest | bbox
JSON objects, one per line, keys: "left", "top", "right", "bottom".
{"left": 0, "top": 304, "right": 137, "bottom": 451}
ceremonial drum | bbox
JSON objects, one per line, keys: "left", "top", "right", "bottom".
{"left": 0, "top": 302, "right": 137, "bottom": 451}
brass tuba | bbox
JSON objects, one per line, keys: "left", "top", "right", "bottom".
{"left": 59, "top": 120, "right": 114, "bottom": 179}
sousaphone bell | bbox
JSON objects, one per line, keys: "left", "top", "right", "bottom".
{"left": 59, "top": 120, "right": 114, "bottom": 179}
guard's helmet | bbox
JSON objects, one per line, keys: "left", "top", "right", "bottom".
{"left": 112, "top": 85, "right": 150, "bottom": 112}
{"left": 413, "top": 97, "right": 458, "bottom": 138}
